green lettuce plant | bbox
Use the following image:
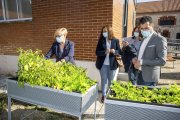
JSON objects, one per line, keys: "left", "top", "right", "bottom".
{"left": 109, "top": 81, "right": 180, "bottom": 106}
{"left": 17, "top": 49, "right": 96, "bottom": 94}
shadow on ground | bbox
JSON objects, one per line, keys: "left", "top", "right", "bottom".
{"left": 0, "top": 96, "right": 78, "bottom": 120}
{"left": 0, "top": 105, "right": 104, "bottom": 120}
{"left": 0, "top": 94, "right": 103, "bottom": 120}
{"left": 1, "top": 108, "right": 78, "bottom": 120}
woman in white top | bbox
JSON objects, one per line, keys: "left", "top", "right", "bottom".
{"left": 95, "top": 25, "right": 121, "bottom": 103}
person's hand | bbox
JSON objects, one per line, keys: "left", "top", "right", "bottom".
{"left": 61, "top": 59, "right": 66, "bottom": 63}
{"left": 122, "top": 41, "right": 129, "bottom": 47}
{"left": 125, "top": 41, "right": 129, "bottom": 46}
{"left": 105, "top": 49, "right": 110, "bottom": 54}
{"left": 134, "top": 60, "right": 141, "bottom": 69}
{"left": 110, "top": 49, "right": 115, "bottom": 54}
{"left": 132, "top": 57, "right": 138, "bottom": 64}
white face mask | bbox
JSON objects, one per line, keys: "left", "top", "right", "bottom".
{"left": 134, "top": 32, "right": 139, "bottom": 37}
{"left": 56, "top": 35, "right": 64, "bottom": 43}
{"left": 103, "top": 32, "right": 108, "bottom": 38}
{"left": 141, "top": 30, "right": 151, "bottom": 38}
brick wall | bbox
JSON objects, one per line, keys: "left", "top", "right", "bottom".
{"left": 32, "top": 0, "right": 113, "bottom": 61}
{"left": 0, "top": 22, "right": 33, "bottom": 55}
{"left": 127, "top": 0, "right": 136, "bottom": 37}
{"left": 0, "top": 0, "right": 135, "bottom": 61}
{"left": 112, "top": 0, "right": 124, "bottom": 42}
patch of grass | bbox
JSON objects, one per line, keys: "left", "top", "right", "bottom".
{"left": 0, "top": 93, "right": 7, "bottom": 113}
{"left": 0, "top": 94, "right": 77, "bottom": 119}
{"left": 34, "top": 106, "right": 48, "bottom": 112}
{"left": 47, "top": 111, "right": 77, "bottom": 120}
{"left": 46, "top": 114, "right": 59, "bottom": 120}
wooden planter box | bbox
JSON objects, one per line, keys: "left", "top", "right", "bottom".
{"left": 7, "top": 79, "right": 98, "bottom": 120}
{"left": 105, "top": 92, "right": 180, "bottom": 120}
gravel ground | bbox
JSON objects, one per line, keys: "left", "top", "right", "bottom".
{"left": 0, "top": 92, "right": 79, "bottom": 120}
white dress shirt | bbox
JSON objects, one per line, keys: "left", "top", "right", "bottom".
{"left": 138, "top": 32, "right": 154, "bottom": 71}
{"left": 138, "top": 32, "right": 154, "bottom": 61}
{"left": 103, "top": 38, "right": 111, "bottom": 65}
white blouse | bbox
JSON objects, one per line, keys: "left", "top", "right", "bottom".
{"left": 103, "top": 38, "right": 111, "bottom": 65}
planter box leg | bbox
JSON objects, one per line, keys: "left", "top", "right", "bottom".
{"left": 8, "top": 96, "right": 11, "bottom": 120}
{"left": 79, "top": 116, "right": 81, "bottom": 120}
{"left": 94, "top": 99, "right": 97, "bottom": 120}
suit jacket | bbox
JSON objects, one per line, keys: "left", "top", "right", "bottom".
{"left": 140, "top": 32, "right": 167, "bottom": 82}
{"left": 45, "top": 40, "right": 75, "bottom": 64}
{"left": 95, "top": 38, "right": 121, "bottom": 70}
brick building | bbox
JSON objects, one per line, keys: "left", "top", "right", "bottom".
{"left": 0, "top": 0, "right": 136, "bottom": 82}
{"left": 136, "top": 0, "right": 180, "bottom": 39}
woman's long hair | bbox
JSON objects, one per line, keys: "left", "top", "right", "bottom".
{"left": 98, "top": 25, "right": 115, "bottom": 41}
{"left": 132, "top": 26, "right": 142, "bottom": 39}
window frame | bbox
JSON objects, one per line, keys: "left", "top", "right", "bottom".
{"left": 0, "top": 0, "right": 32, "bottom": 23}
{"left": 0, "top": 0, "right": 5, "bottom": 20}
{"left": 158, "top": 16, "right": 176, "bottom": 26}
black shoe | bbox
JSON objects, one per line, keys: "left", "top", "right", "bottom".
{"left": 101, "top": 96, "right": 105, "bottom": 103}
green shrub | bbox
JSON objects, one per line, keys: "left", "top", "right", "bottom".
{"left": 109, "top": 81, "right": 180, "bottom": 106}
{"left": 17, "top": 49, "right": 96, "bottom": 94}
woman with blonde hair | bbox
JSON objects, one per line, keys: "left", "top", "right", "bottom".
{"left": 45, "top": 28, "right": 75, "bottom": 64}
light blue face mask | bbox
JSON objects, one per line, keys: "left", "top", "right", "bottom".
{"left": 141, "top": 30, "right": 151, "bottom": 38}
{"left": 103, "top": 32, "right": 108, "bottom": 38}
{"left": 134, "top": 32, "right": 139, "bottom": 37}
{"left": 56, "top": 36, "right": 64, "bottom": 43}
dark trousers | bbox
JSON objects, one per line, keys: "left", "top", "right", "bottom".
{"left": 128, "top": 66, "right": 156, "bottom": 86}
{"left": 137, "top": 71, "right": 156, "bottom": 86}
{"left": 128, "top": 64, "right": 142, "bottom": 85}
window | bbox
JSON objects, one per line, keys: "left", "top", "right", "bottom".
{"left": 0, "top": 1, "right": 3, "bottom": 20}
{"left": 162, "top": 30, "right": 170, "bottom": 38}
{"left": 176, "top": 33, "right": 180, "bottom": 39}
{"left": 0, "top": 0, "right": 32, "bottom": 22}
{"left": 5, "top": 0, "right": 18, "bottom": 19}
{"left": 18, "top": 0, "right": 32, "bottom": 18}
{"left": 158, "top": 16, "right": 176, "bottom": 26}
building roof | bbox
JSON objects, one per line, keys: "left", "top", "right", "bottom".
{"left": 136, "top": 0, "right": 180, "bottom": 14}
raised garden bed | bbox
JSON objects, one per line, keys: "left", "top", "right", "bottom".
{"left": 7, "top": 79, "right": 98, "bottom": 120}
{"left": 7, "top": 49, "right": 98, "bottom": 120}
{"left": 105, "top": 82, "right": 180, "bottom": 120}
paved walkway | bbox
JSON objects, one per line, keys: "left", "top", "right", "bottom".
{"left": 0, "top": 59, "right": 180, "bottom": 120}
{"left": 159, "top": 58, "right": 180, "bottom": 84}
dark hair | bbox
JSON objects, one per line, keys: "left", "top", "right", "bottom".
{"left": 98, "top": 25, "right": 115, "bottom": 41}
{"left": 139, "top": 16, "right": 153, "bottom": 24}
{"left": 132, "top": 26, "right": 143, "bottom": 40}
{"left": 132, "top": 26, "right": 139, "bottom": 38}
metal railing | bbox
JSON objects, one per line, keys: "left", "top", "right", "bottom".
{"left": 167, "top": 38, "right": 180, "bottom": 57}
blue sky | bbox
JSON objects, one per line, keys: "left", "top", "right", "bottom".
{"left": 137, "top": 0, "right": 161, "bottom": 3}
